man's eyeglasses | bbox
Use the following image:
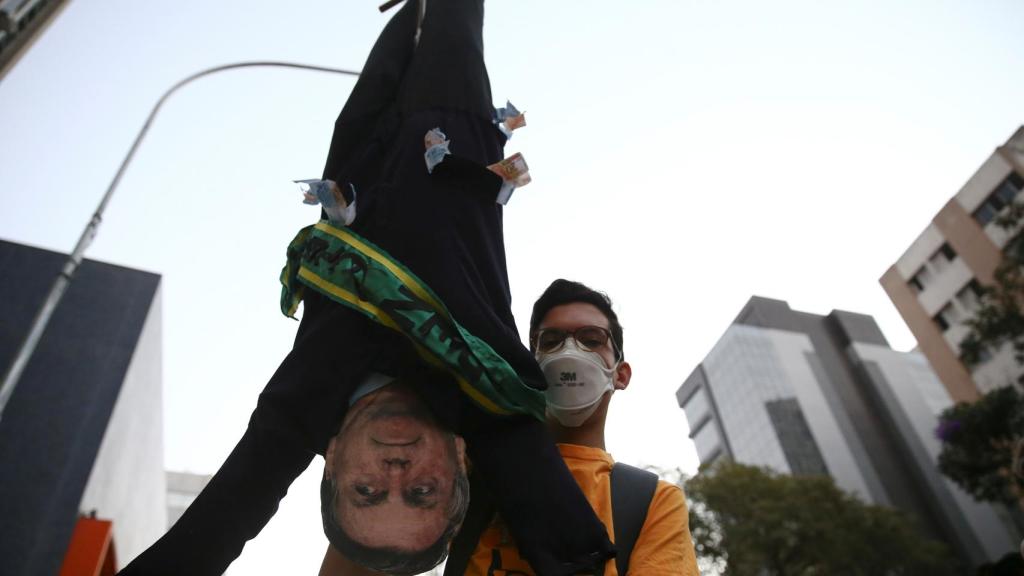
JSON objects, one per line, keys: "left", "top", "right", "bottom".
{"left": 533, "top": 326, "right": 620, "bottom": 359}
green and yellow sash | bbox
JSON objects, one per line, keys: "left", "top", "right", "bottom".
{"left": 280, "top": 221, "right": 544, "bottom": 420}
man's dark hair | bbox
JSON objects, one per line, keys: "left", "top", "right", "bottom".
{"left": 530, "top": 279, "right": 624, "bottom": 360}
{"left": 319, "top": 451, "right": 470, "bottom": 575}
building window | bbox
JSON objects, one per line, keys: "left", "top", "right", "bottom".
{"left": 955, "top": 280, "right": 984, "bottom": 314}
{"left": 996, "top": 173, "right": 1023, "bottom": 204}
{"left": 765, "top": 398, "right": 829, "bottom": 477}
{"left": 960, "top": 344, "right": 993, "bottom": 365}
{"left": 908, "top": 265, "right": 933, "bottom": 294}
{"left": 940, "top": 243, "right": 956, "bottom": 260}
{"left": 908, "top": 276, "right": 924, "bottom": 293}
{"left": 973, "top": 172, "right": 1024, "bottom": 226}
{"left": 928, "top": 243, "right": 957, "bottom": 274}
{"left": 683, "top": 388, "right": 712, "bottom": 431}
{"left": 693, "top": 420, "right": 723, "bottom": 463}
{"left": 933, "top": 303, "right": 963, "bottom": 332}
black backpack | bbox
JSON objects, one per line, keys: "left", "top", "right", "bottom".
{"left": 444, "top": 462, "right": 660, "bottom": 575}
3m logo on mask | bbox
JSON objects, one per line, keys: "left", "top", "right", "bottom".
{"left": 538, "top": 341, "right": 617, "bottom": 427}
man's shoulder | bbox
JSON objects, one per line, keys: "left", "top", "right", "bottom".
{"left": 631, "top": 478, "right": 699, "bottom": 575}
{"left": 603, "top": 465, "right": 685, "bottom": 523}
{"left": 651, "top": 478, "right": 686, "bottom": 512}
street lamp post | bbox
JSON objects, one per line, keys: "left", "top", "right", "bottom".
{"left": 0, "top": 61, "right": 360, "bottom": 422}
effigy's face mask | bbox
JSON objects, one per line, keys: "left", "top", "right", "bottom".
{"left": 325, "top": 383, "right": 466, "bottom": 552}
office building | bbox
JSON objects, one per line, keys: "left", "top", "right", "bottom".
{"left": 0, "top": 239, "right": 164, "bottom": 575}
{"left": 677, "top": 296, "right": 1017, "bottom": 568}
{"left": 0, "top": 0, "right": 73, "bottom": 81}
{"left": 881, "top": 126, "right": 1024, "bottom": 401}
{"left": 166, "top": 470, "right": 212, "bottom": 530}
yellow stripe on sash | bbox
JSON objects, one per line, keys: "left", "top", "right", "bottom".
{"left": 297, "top": 267, "right": 511, "bottom": 416}
{"left": 313, "top": 222, "right": 447, "bottom": 318}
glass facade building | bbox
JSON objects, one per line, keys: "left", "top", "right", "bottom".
{"left": 677, "top": 296, "right": 1019, "bottom": 568}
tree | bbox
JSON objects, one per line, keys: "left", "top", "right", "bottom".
{"left": 936, "top": 386, "right": 1024, "bottom": 505}
{"left": 683, "top": 463, "right": 955, "bottom": 576}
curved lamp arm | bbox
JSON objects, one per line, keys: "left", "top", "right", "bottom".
{"left": 0, "top": 61, "right": 360, "bottom": 421}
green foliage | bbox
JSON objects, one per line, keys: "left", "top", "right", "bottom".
{"left": 936, "top": 386, "right": 1024, "bottom": 505}
{"left": 683, "top": 463, "right": 955, "bottom": 576}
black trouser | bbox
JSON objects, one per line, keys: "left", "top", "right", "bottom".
{"left": 119, "top": 1, "right": 614, "bottom": 574}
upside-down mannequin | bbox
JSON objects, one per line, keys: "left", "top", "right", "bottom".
{"left": 118, "top": 1, "right": 614, "bottom": 575}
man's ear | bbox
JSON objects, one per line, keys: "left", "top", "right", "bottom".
{"left": 325, "top": 435, "right": 339, "bottom": 479}
{"left": 454, "top": 436, "right": 467, "bottom": 474}
{"left": 614, "top": 361, "right": 632, "bottom": 391}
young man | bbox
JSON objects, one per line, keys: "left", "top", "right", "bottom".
{"left": 118, "top": 2, "right": 613, "bottom": 575}
{"left": 320, "top": 279, "right": 702, "bottom": 575}
{"left": 461, "top": 279, "right": 700, "bottom": 575}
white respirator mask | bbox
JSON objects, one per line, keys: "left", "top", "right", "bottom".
{"left": 538, "top": 339, "right": 617, "bottom": 427}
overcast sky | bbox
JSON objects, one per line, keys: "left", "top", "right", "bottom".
{"left": 2, "top": 0, "right": 1024, "bottom": 573}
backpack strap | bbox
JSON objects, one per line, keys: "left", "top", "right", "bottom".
{"left": 444, "top": 470, "right": 496, "bottom": 576}
{"left": 610, "top": 463, "right": 659, "bottom": 575}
